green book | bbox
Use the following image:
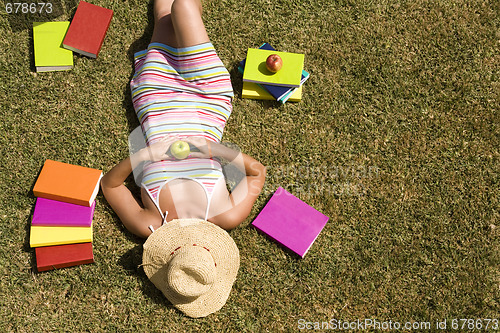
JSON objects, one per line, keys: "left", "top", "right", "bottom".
{"left": 33, "top": 22, "right": 73, "bottom": 72}
{"left": 242, "top": 48, "right": 304, "bottom": 88}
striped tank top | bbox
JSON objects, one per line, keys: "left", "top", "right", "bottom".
{"left": 130, "top": 42, "right": 234, "bottom": 221}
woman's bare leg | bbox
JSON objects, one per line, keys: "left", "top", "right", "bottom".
{"left": 170, "top": 0, "right": 210, "bottom": 47}
{"left": 150, "top": 0, "right": 210, "bottom": 48}
{"left": 150, "top": 0, "right": 178, "bottom": 47}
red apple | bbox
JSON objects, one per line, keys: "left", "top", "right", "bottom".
{"left": 266, "top": 54, "right": 283, "bottom": 73}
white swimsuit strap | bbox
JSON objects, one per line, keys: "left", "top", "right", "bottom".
{"left": 162, "top": 210, "right": 169, "bottom": 225}
{"left": 143, "top": 175, "right": 225, "bottom": 225}
{"left": 148, "top": 210, "right": 168, "bottom": 234}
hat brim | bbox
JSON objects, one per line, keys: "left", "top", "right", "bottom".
{"left": 142, "top": 219, "right": 239, "bottom": 318}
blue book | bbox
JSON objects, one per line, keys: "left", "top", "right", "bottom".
{"left": 239, "top": 43, "right": 310, "bottom": 103}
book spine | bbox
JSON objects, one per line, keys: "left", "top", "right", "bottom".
{"left": 32, "top": 191, "right": 91, "bottom": 207}
{"left": 35, "top": 243, "right": 94, "bottom": 272}
{"left": 36, "top": 257, "right": 94, "bottom": 272}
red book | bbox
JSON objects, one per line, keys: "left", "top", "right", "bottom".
{"left": 35, "top": 242, "right": 94, "bottom": 272}
{"left": 62, "top": 1, "right": 113, "bottom": 58}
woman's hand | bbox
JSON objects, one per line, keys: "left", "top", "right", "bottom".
{"left": 184, "top": 136, "right": 212, "bottom": 159}
{"left": 144, "top": 135, "right": 179, "bottom": 162}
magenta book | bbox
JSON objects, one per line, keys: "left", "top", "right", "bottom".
{"left": 32, "top": 197, "right": 95, "bottom": 227}
{"left": 252, "top": 187, "right": 329, "bottom": 258}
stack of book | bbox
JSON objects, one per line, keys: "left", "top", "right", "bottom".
{"left": 239, "top": 43, "right": 310, "bottom": 104}
{"left": 30, "top": 160, "right": 102, "bottom": 272}
{"left": 33, "top": 1, "right": 113, "bottom": 72}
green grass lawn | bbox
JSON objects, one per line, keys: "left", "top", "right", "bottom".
{"left": 0, "top": 0, "right": 498, "bottom": 331}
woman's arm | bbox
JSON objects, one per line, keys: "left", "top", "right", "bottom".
{"left": 185, "top": 137, "right": 267, "bottom": 229}
{"left": 101, "top": 136, "right": 177, "bottom": 238}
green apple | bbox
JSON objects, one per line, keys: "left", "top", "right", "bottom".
{"left": 170, "top": 140, "right": 191, "bottom": 159}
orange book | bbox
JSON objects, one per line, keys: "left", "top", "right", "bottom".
{"left": 33, "top": 160, "right": 102, "bottom": 207}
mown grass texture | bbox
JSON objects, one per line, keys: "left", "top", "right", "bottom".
{"left": 0, "top": 0, "right": 498, "bottom": 331}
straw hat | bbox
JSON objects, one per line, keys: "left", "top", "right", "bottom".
{"left": 142, "top": 219, "right": 240, "bottom": 318}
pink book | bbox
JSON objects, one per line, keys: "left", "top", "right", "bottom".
{"left": 252, "top": 187, "right": 329, "bottom": 258}
{"left": 32, "top": 197, "right": 95, "bottom": 227}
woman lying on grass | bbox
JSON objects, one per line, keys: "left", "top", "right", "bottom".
{"left": 101, "top": 0, "right": 266, "bottom": 239}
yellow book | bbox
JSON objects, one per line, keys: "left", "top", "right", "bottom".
{"left": 242, "top": 48, "right": 304, "bottom": 87}
{"left": 33, "top": 22, "right": 73, "bottom": 72}
{"left": 242, "top": 82, "right": 302, "bottom": 102}
{"left": 30, "top": 225, "right": 93, "bottom": 247}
